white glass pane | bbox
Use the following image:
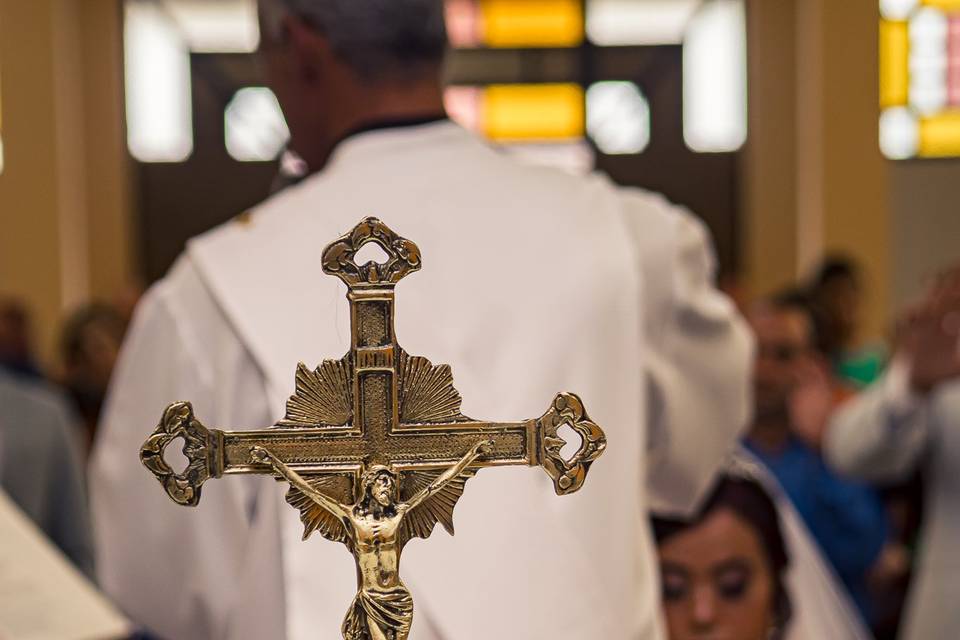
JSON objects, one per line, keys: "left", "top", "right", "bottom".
{"left": 587, "top": 0, "right": 701, "bottom": 46}
{"left": 225, "top": 87, "right": 290, "bottom": 162}
{"left": 909, "top": 7, "right": 949, "bottom": 114}
{"left": 125, "top": 1, "right": 193, "bottom": 162}
{"left": 587, "top": 81, "right": 651, "bottom": 154}
{"left": 163, "top": 0, "right": 260, "bottom": 53}
{"left": 879, "top": 107, "right": 919, "bottom": 159}
{"left": 683, "top": 0, "right": 747, "bottom": 152}
{"left": 880, "top": 0, "right": 919, "bottom": 20}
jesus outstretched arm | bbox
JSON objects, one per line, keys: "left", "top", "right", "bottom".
{"left": 251, "top": 446, "right": 350, "bottom": 520}
{"left": 404, "top": 439, "right": 493, "bottom": 511}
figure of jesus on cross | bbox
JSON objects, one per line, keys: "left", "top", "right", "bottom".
{"left": 140, "top": 217, "right": 606, "bottom": 640}
{"left": 252, "top": 439, "right": 490, "bottom": 640}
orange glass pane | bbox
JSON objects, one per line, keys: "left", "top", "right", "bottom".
{"left": 482, "top": 84, "right": 584, "bottom": 141}
{"left": 479, "top": 0, "right": 583, "bottom": 47}
{"left": 880, "top": 20, "right": 910, "bottom": 107}
{"left": 918, "top": 111, "right": 960, "bottom": 155}
{"left": 921, "top": 0, "right": 960, "bottom": 10}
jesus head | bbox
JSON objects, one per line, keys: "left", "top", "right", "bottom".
{"left": 362, "top": 465, "right": 398, "bottom": 508}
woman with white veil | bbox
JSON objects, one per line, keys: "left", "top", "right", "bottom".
{"left": 652, "top": 449, "right": 871, "bottom": 640}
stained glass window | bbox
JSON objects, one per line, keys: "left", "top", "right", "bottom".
{"left": 880, "top": 0, "right": 960, "bottom": 158}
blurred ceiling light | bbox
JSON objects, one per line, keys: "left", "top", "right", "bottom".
{"left": 879, "top": 107, "right": 920, "bottom": 158}
{"left": 479, "top": 0, "right": 583, "bottom": 48}
{"left": 880, "top": 0, "right": 919, "bottom": 20}
{"left": 224, "top": 87, "right": 290, "bottom": 162}
{"left": 586, "top": 0, "right": 701, "bottom": 46}
{"left": 124, "top": 1, "right": 193, "bottom": 162}
{"left": 683, "top": 0, "right": 747, "bottom": 152}
{"left": 162, "top": 0, "right": 260, "bottom": 53}
{"left": 587, "top": 81, "right": 651, "bottom": 154}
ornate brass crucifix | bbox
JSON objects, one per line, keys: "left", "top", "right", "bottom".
{"left": 140, "top": 217, "right": 606, "bottom": 640}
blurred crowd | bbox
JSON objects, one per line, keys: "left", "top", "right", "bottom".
{"left": 0, "top": 292, "right": 137, "bottom": 582}
{"left": 657, "top": 256, "right": 960, "bottom": 640}
{"left": 1, "top": 253, "right": 958, "bottom": 640}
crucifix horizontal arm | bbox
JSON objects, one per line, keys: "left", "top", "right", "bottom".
{"left": 140, "top": 390, "right": 604, "bottom": 506}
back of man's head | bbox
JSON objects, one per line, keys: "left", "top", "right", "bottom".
{"left": 260, "top": 0, "right": 448, "bottom": 80}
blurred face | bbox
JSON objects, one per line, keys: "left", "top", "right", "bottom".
{"left": 659, "top": 508, "right": 778, "bottom": 640}
{"left": 372, "top": 473, "right": 395, "bottom": 507}
{"left": 750, "top": 307, "right": 812, "bottom": 420}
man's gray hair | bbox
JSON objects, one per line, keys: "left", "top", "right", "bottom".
{"left": 260, "top": 0, "right": 448, "bottom": 79}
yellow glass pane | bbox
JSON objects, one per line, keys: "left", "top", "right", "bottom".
{"left": 919, "top": 111, "right": 960, "bottom": 156}
{"left": 880, "top": 20, "right": 909, "bottom": 108}
{"left": 482, "top": 84, "right": 584, "bottom": 141}
{"left": 921, "top": 0, "right": 960, "bottom": 10}
{"left": 480, "top": 0, "right": 583, "bottom": 47}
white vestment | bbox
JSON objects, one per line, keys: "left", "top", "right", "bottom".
{"left": 90, "top": 122, "right": 752, "bottom": 640}
{"left": 826, "top": 362, "right": 960, "bottom": 640}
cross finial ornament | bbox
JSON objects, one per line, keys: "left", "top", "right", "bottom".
{"left": 140, "top": 217, "right": 607, "bottom": 640}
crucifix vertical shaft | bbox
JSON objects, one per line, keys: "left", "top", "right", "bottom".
{"left": 350, "top": 286, "right": 399, "bottom": 460}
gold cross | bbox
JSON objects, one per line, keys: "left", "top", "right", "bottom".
{"left": 139, "top": 217, "right": 607, "bottom": 638}
{"left": 141, "top": 216, "right": 606, "bottom": 506}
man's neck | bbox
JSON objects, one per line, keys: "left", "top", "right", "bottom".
{"left": 306, "top": 79, "right": 445, "bottom": 172}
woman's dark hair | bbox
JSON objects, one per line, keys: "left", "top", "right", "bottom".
{"left": 652, "top": 475, "right": 792, "bottom": 637}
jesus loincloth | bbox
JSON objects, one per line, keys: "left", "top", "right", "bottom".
{"left": 342, "top": 584, "right": 414, "bottom": 640}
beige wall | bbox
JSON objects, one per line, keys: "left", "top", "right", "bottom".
{"left": 0, "top": 0, "right": 133, "bottom": 367}
{"left": 743, "top": 0, "right": 891, "bottom": 342}
{"left": 742, "top": 0, "right": 799, "bottom": 298}
{"left": 889, "top": 163, "right": 960, "bottom": 310}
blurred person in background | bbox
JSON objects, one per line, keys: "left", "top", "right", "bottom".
{"left": 0, "top": 299, "right": 43, "bottom": 381}
{"left": 743, "top": 292, "right": 903, "bottom": 627}
{"left": 0, "top": 367, "right": 95, "bottom": 578}
{"left": 60, "top": 303, "right": 126, "bottom": 453}
{"left": 827, "top": 264, "right": 960, "bottom": 640}
{"left": 653, "top": 459, "right": 870, "bottom": 640}
{"left": 809, "top": 256, "right": 887, "bottom": 388}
